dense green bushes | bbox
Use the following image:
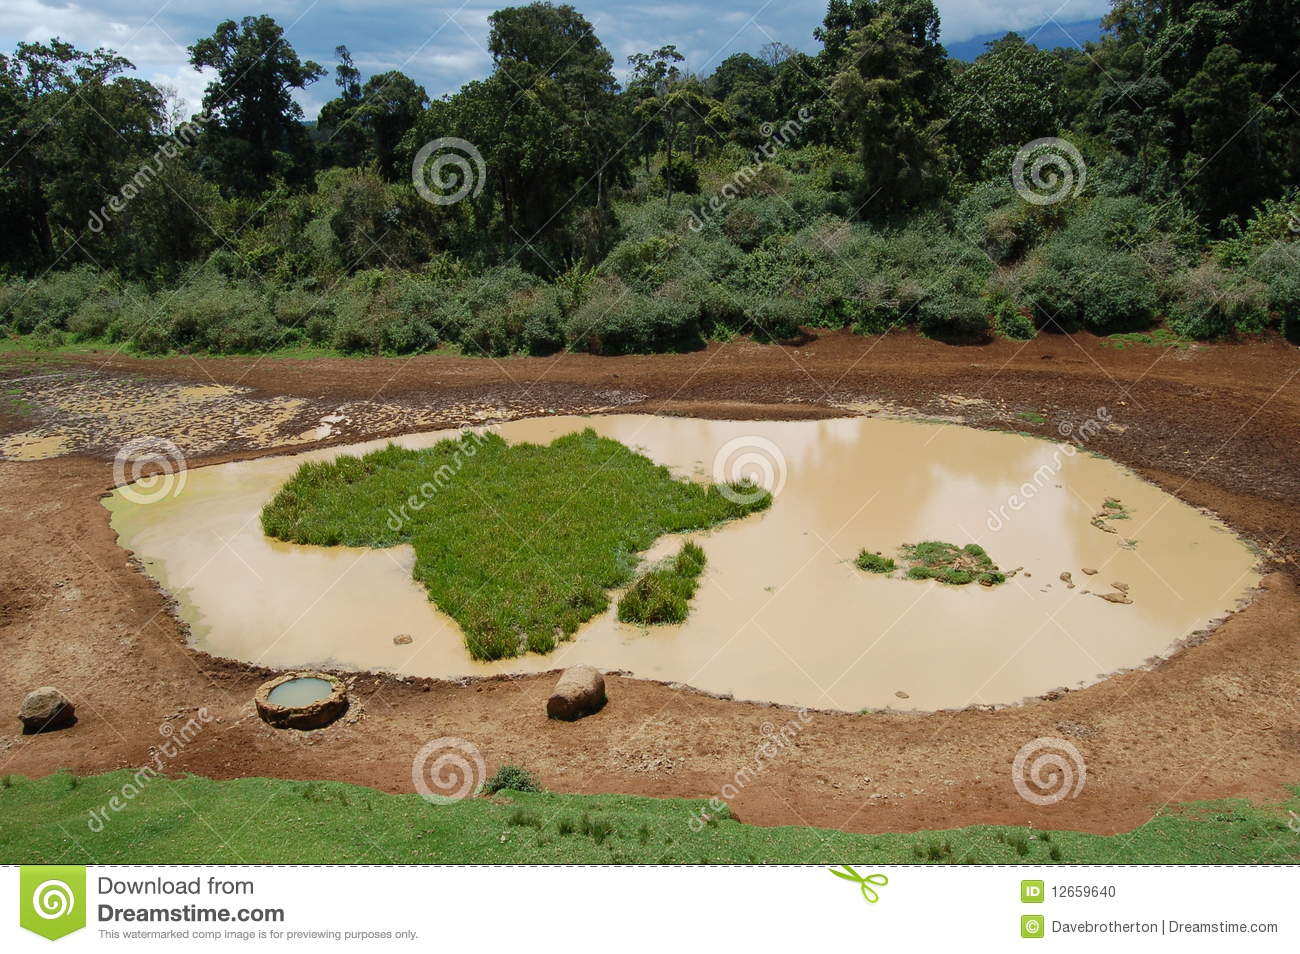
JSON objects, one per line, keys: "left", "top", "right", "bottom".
{"left": 3, "top": 149, "right": 1296, "bottom": 355}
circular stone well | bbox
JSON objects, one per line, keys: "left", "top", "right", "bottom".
{"left": 255, "top": 672, "right": 348, "bottom": 729}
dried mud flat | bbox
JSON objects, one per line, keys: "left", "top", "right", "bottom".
{"left": 1, "top": 331, "right": 1298, "bottom": 837}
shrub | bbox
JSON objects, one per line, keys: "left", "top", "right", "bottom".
{"left": 993, "top": 300, "right": 1037, "bottom": 339}
{"left": 917, "top": 276, "right": 990, "bottom": 341}
{"left": 660, "top": 155, "right": 700, "bottom": 195}
{"left": 1163, "top": 261, "right": 1270, "bottom": 339}
{"left": 481, "top": 764, "right": 542, "bottom": 795}
{"left": 1022, "top": 243, "right": 1155, "bottom": 334}
{"left": 855, "top": 550, "right": 896, "bottom": 573}
{"left": 4, "top": 266, "right": 105, "bottom": 334}
{"left": 1246, "top": 244, "right": 1300, "bottom": 341}
{"left": 617, "top": 541, "right": 708, "bottom": 625}
{"left": 604, "top": 235, "right": 682, "bottom": 292}
{"left": 746, "top": 299, "right": 807, "bottom": 342}
{"left": 566, "top": 278, "right": 703, "bottom": 354}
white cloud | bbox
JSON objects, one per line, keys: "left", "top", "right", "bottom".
{"left": 0, "top": 0, "right": 1111, "bottom": 118}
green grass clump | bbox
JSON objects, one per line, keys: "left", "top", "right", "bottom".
{"left": 1103, "top": 328, "right": 1192, "bottom": 349}
{"left": 1017, "top": 411, "right": 1047, "bottom": 424}
{"left": 617, "top": 540, "right": 707, "bottom": 625}
{"left": 855, "top": 549, "right": 896, "bottom": 573}
{"left": 482, "top": 765, "right": 542, "bottom": 795}
{"left": 260, "top": 429, "right": 770, "bottom": 659}
{"left": 2, "top": 771, "right": 1297, "bottom": 864}
{"left": 900, "top": 541, "right": 1006, "bottom": 586}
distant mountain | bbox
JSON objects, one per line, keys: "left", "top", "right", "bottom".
{"left": 945, "top": 18, "right": 1105, "bottom": 61}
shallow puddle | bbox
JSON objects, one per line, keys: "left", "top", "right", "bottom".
{"left": 104, "top": 415, "right": 1260, "bottom": 711}
{"left": 267, "top": 677, "right": 335, "bottom": 707}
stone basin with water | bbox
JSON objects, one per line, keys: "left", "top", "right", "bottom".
{"left": 266, "top": 677, "right": 335, "bottom": 707}
{"left": 105, "top": 414, "right": 1259, "bottom": 712}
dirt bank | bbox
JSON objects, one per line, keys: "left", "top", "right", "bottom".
{"left": 1, "top": 329, "right": 1297, "bottom": 836}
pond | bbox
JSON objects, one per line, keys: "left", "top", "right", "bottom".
{"left": 104, "top": 414, "right": 1259, "bottom": 711}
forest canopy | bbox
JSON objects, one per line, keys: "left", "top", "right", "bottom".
{"left": 1, "top": 0, "right": 1297, "bottom": 355}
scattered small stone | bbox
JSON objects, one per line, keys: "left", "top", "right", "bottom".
{"left": 1059, "top": 571, "right": 1075, "bottom": 589}
{"left": 1056, "top": 719, "right": 1098, "bottom": 739}
{"left": 1081, "top": 567, "right": 1098, "bottom": 575}
{"left": 393, "top": 634, "right": 413, "bottom": 645}
{"left": 19, "top": 687, "right": 76, "bottom": 734}
{"left": 895, "top": 690, "right": 910, "bottom": 699}
{"left": 1111, "top": 581, "right": 1130, "bottom": 592}
{"left": 1096, "top": 591, "right": 1133, "bottom": 604}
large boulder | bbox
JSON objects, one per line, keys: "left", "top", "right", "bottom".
{"left": 19, "top": 687, "right": 76, "bottom": 734}
{"left": 546, "top": 665, "right": 606, "bottom": 721}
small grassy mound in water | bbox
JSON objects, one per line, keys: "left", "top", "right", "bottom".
{"left": 260, "top": 429, "right": 769, "bottom": 660}
{"left": 902, "top": 541, "right": 1006, "bottom": 586}
{"left": 617, "top": 541, "right": 707, "bottom": 625}
{"left": 855, "top": 549, "right": 896, "bottom": 573}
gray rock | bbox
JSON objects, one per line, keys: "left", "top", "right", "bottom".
{"left": 19, "top": 687, "right": 75, "bottom": 734}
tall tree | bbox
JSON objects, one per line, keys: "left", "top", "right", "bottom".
{"left": 317, "top": 46, "right": 369, "bottom": 168}
{"left": 187, "top": 15, "right": 324, "bottom": 194}
{"left": 318, "top": 47, "right": 428, "bottom": 179}
{"left": 831, "top": 14, "right": 948, "bottom": 216}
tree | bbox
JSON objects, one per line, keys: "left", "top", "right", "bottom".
{"left": 631, "top": 63, "right": 728, "bottom": 205}
{"left": 317, "top": 46, "right": 369, "bottom": 168}
{"left": 1171, "top": 44, "right": 1280, "bottom": 225}
{"left": 949, "top": 34, "right": 1064, "bottom": 176}
{"left": 187, "top": 15, "right": 324, "bottom": 194}
{"left": 831, "top": 15, "right": 948, "bottom": 217}
{"left": 318, "top": 47, "right": 428, "bottom": 179}
{"left": 759, "top": 41, "right": 799, "bottom": 68}
{"left": 487, "top": 2, "right": 625, "bottom": 214}
{"left": 0, "top": 41, "right": 168, "bottom": 269}
{"left": 626, "top": 45, "right": 684, "bottom": 172}
{"left": 709, "top": 52, "right": 772, "bottom": 101}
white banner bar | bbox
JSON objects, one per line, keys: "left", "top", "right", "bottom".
{"left": 4, "top": 865, "right": 1297, "bottom": 951}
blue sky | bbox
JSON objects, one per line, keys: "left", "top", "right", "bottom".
{"left": 1, "top": 1, "right": 1111, "bottom": 117}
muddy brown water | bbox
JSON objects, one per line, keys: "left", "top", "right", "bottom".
{"left": 104, "top": 414, "right": 1259, "bottom": 711}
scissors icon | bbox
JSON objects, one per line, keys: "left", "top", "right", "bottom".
{"left": 828, "top": 865, "right": 888, "bottom": 903}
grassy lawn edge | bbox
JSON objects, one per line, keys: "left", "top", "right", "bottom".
{"left": 2, "top": 771, "right": 1296, "bottom": 865}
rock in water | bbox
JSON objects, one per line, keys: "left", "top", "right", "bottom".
{"left": 19, "top": 687, "right": 76, "bottom": 734}
{"left": 547, "top": 665, "right": 607, "bottom": 721}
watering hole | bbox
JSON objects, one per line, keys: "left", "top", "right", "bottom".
{"left": 104, "top": 414, "right": 1259, "bottom": 711}
{"left": 266, "top": 677, "right": 335, "bottom": 707}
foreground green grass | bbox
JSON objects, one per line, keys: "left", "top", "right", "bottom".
{"left": 1, "top": 773, "right": 1296, "bottom": 864}
{"left": 261, "top": 429, "right": 769, "bottom": 659}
